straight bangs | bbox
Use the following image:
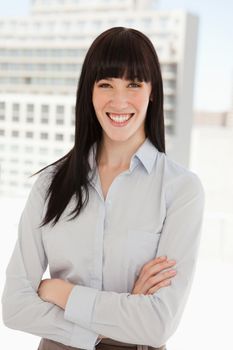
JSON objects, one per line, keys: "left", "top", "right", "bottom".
{"left": 94, "top": 31, "right": 152, "bottom": 83}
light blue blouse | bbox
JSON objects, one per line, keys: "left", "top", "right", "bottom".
{"left": 2, "top": 137, "right": 205, "bottom": 350}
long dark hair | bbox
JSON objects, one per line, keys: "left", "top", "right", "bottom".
{"left": 33, "top": 27, "right": 165, "bottom": 227}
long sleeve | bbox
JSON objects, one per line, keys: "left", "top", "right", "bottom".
{"left": 1, "top": 172, "right": 99, "bottom": 350}
{"left": 64, "top": 172, "right": 205, "bottom": 347}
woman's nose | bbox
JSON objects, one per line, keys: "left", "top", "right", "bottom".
{"left": 109, "top": 90, "right": 129, "bottom": 109}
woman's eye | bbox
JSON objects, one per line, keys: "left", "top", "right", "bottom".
{"left": 129, "top": 82, "right": 141, "bottom": 88}
{"left": 97, "top": 82, "right": 141, "bottom": 88}
{"left": 98, "top": 83, "right": 111, "bottom": 88}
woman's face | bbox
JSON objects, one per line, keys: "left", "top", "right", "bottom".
{"left": 92, "top": 77, "right": 152, "bottom": 143}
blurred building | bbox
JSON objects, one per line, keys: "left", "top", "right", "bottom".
{"left": 0, "top": 0, "right": 199, "bottom": 195}
{"left": 194, "top": 111, "right": 233, "bottom": 127}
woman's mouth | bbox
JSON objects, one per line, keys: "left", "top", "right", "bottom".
{"left": 106, "top": 112, "right": 134, "bottom": 127}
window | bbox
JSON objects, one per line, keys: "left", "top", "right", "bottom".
{"left": 56, "top": 118, "right": 64, "bottom": 125}
{"left": 26, "top": 117, "right": 34, "bottom": 123}
{"left": 25, "top": 77, "right": 32, "bottom": 84}
{"left": 165, "top": 95, "right": 176, "bottom": 105}
{"left": 26, "top": 103, "right": 34, "bottom": 122}
{"left": 166, "top": 124, "right": 175, "bottom": 135}
{"left": 41, "top": 104, "right": 49, "bottom": 114}
{"left": 12, "top": 103, "right": 20, "bottom": 112}
{"left": 0, "top": 129, "right": 5, "bottom": 136}
{"left": 39, "top": 147, "right": 48, "bottom": 154}
{"left": 41, "top": 105, "right": 49, "bottom": 123}
{"left": 41, "top": 118, "right": 49, "bottom": 124}
{"left": 56, "top": 105, "right": 64, "bottom": 114}
{"left": 40, "top": 132, "right": 48, "bottom": 140}
{"left": 12, "top": 130, "right": 19, "bottom": 137}
{"left": 26, "top": 131, "right": 33, "bottom": 138}
{"left": 56, "top": 105, "right": 64, "bottom": 124}
{"left": 12, "top": 116, "right": 19, "bottom": 122}
{"left": 71, "top": 106, "right": 75, "bottom": 125}
{"left": 55, "top": 133, "right": 63, "bottom": 141}
{"left": 36, "top": 64, "right": 44, "bottom": 72}
{"left": 0, "top": 102, "right": 5, "bottom": 120}
{"left": 12, "top": 103, "right": 20, "bottom": 120}
{"left": 27, "top": 104, "right": 34, "bottom": 112}
{"left": 25, "top": 146, "right": 33, "bottom": 153}
{"left": 41, "top": 105, "right": 49, "bottom": 119}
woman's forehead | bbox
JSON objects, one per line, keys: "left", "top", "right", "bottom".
{"left": 95, "top": 70, "right": 150, "bottom": 82}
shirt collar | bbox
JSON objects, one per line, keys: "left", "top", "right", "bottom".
{"left": 88, "top": 137, "right": 158, "bottom": 176}
{"left": 131, "top": 137, "right": 158, "bottom": 174}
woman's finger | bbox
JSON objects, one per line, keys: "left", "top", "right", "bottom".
{"left": 145, "top": 269, "right": 176, "bottom": 289}
{"left": 138, "top": 259, "right": 176, "bottom": 285}
{"left": 146, "top": 278, "right": 172, "bottom": 295}
{"left": 139, "top": 269, "right": 176, "bottom": 294}
{"left": 143, "top": 256, "right": 168, "bottom": 270}
{"left": 131, "top": 256, "right": 177, "bottom": 295}
{"left": 133, "top": 266, "right": 176, "bottom": 295}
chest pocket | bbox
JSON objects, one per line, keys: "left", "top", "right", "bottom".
{"left": 127, "top": 229, "right": 161, "bottom": 279}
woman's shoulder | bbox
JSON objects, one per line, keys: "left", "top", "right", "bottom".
{"left": 157, "top": 151, "right": 204, "bottom": 198}
{"left": 32, "top": 164, "right": 57, "bottom": 198}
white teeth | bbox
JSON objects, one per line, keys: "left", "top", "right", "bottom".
{"left": 108, "top": 113, "right": 133, "bottom": 122}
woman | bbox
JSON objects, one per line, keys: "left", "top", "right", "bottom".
{"left": 2, "top": 27, "right": 204, "bottom": 350}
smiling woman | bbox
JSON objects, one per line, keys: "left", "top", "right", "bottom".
{"left": 92, "top": 77, "right": 152, "bottom": 139}
{"left": 2, "top": 27, "right": 204, "bottom": 350}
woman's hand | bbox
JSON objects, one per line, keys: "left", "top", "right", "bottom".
{"left": 37, "top": 278, "right": 75, "bottom": 309}
{"left": 131, "top": 256, "right": 176, "bottom": 295}
{"left": 38, "top": 279, "right": 109, "bottom": 341}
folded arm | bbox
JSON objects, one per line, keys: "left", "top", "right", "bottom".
{"left": 1, "top": 173, "right": 100, "bottom": 350}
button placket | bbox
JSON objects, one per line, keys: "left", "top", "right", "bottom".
{"left": 91, "top": 203, "right": 105, "bottom": 289}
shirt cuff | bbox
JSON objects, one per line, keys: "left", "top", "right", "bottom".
{"left": 95, "top": 337, "right": 102, "bottom": 345}
{"left": 64, "top": 285, "right": 99, "bottom": 329}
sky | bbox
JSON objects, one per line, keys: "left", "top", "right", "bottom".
{"left": 0, "top": 0, "right": 233, "bottom": 112}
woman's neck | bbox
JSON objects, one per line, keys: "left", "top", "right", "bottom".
{"left": 96, "top": 136, "right": 146, "bottom": 170}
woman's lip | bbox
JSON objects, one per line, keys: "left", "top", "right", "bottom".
{"left": 106, "top": 112, "right": 134, "bottom": 127}
{"left": 106, "top": 112, "right": 134, "bottom": 117}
